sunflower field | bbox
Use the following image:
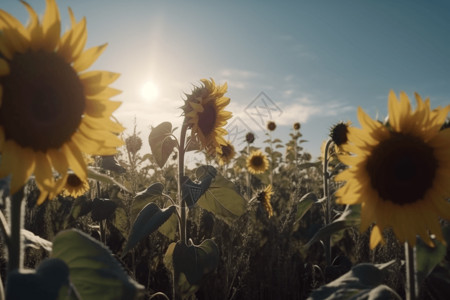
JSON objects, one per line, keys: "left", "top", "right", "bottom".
{"left": 0, "top": 1, "right": 450, "bottom": 300}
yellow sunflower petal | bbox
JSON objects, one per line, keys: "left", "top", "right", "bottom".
{"left": 41, "top": 0, "right": 60, "bottom": 51}
{"left": 34, "top": 152, "right": 54, "bottom": 189}
{"left": 0, "top": 57, "right": 10, "bottom": 76}
{"left": 47, "top": 148, "right": 68, "bottom": 175}
{"left": 7, "top": 142, "right": 36, "bottom": 194}
{"left": 85, "top": 99, "right": 121, "bottom": 118}
{"left": 369, "top": 225, "right": 385, "bottom": 249}
{"left": 80, "top": 71, "right": 121, "bottom": 96}
{"left": 62, "top": 141, "right": 87, "bottom": 180}
{"left": 21, "top": 0, "right": 44, "bottom": 50}
{"left": 73, "top": 43, "right": 108, "bottom": 72}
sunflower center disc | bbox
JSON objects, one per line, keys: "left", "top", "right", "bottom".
{"left": 366, "top": 133, "right": 437, "bottom": 205}
{"left": 251, "top": 156, "right": 263, "bottom": 167}
{"left": 197, "top": 103, "right": 216, "bottom": 136}
{"left": 0, "top": 50, "right": 85, "bottom": 151}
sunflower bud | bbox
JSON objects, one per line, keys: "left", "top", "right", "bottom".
{"left": 245, "top": 132, "right": 255, "bottom": 144}
{"left": 125, "top": 135, "right": 143, "bottom": 155}
{"left": 267, "top": 121, "right": 276, "bottom": 131}
{"left": 329, "top": 122, "right": 350, "bottom": 146}
{"left": 293, "top": 122, "right": 301, "bottom": 130}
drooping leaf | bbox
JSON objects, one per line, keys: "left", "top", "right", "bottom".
{"left": 295, "top": 193, "right": 317, "bottom": 223}
{"left": 99, "top": 156, "right": 126, "bottom": 174}
{"left": 22, "top": 229, "right": 52, "bottom": 252}
{"left": 304, "top": 205, "right": 360, "bottom": 249}
{"left": 88, "top": 167, "right": 130, "bottom": 193}
{"left": 195, "top": 166, "right": 246, "bottom": 225}
{"left": 416, "top": 225, "right": 450, "bottom": 285}
{"left": 148, "top": 122, "right": 178, "bottom": 168}
{"left": 308, "top": 263, "right": 401, "bottom": 300}
{"left": 51, "top": 229, "right": 144, "bottom": 300}
{"left": 131, "top": 183, "right": 165, "bottom": 222}
{"left": 91, "top": 198, "right": 117, "bottom": 222}
{"left": 165, "top": 239, "right": 219, "bottom": 297}
{"left": 6, "top": 258, "right": 70, "bottom": 300}
{"left": 122, "top": 203, "right": 176, "bottom": 256}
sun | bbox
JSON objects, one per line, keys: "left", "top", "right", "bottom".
{"left": 141, "top": 80, "right": 159, "bottom": 102}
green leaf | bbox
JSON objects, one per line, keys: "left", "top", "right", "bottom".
{"left": 308, "top": 263, "right": 401, "bottom": 300}
{"left": 87, "top": 167, "right": 130, "bottom": 193}
{"left": 298, "top": 161, "right": 321, "bottom": 170}
{"left": 148, "top": 122, "right": 178, "bottom": 168}
{"left": 195, "top": 166, "right": 246, "bottom": 225}
{"left": 424, "top": 262, "right": 450, "bottom": 299}
{"left": 295, "top": 193, "right": 317, "bottom": 223}
{"left": 51, "top": 229, "right": 144, "bottom": 300}
{"left": 416, "top": 225, "right": 450, "bottom": 285}
{"left": 304, "top": 205, "right": 360, "bottom": 249}
{"left": 182, "top": 169, "right": 214, "bottom": 207}
{"left": 131, "top": 183, "right": 165, "bottom": 223}
{"left": 165, "top": 239, "right": 219, "bottom": 296}
{"left": 122, "top": 203, "right": 176, "bottom": 256}
{"left": 158, "top": 213, "right": 178, "bottom": 240}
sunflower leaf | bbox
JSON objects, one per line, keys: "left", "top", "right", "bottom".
{"left": 308, "top": 263, "right": 401, "bottom": 300}
{"left": 87, "top": 167, "right": 130, "bottom": 193}
{"left": 165, "top": 239, "right": 219, "bottom": 297}
{"left": 122, "top": 203, "right": 176, "bottom": 256}
{"left": 304, "top": 205, "right": 360, "bottom": 249}
{"left": 294, "top": 193, "right": 318, "bottom": 223}
{"left": 195, "top": 166, "right": 246, "bottom": 225}
{"left": 148, "top": 122, "right": 178, "bottom": 168}
{"left": 182, "top": 167, "right": 215, "bottom": 207}
{"left": 131, "top": 183, "right": 165, "bottom": 222}
{"left": 51, "top": 229, "right": 144, "bottom": 300}
{"left": 416, "top": 225, "right": 450, "bottom": 285}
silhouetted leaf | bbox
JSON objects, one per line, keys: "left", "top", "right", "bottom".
{"left": 132, "top": 183, "right": 165, "bottom": 222}
{"left": 51, "top": 229, "right": 144, "bottom": 300}
{"left": 122, "top": 203, "right": 176, "bottom": 256}
{"left": 295, "top": 193, "right": 317, "bottom": 223}
{"left": 149, "top": 122, "right": 177, "bottom": 168}
{"left": 182, "top": 170, "right": 214, "bottom": 207}
{"left": 91, "top": 198, "right": 117, "bottom": 222}
{"left": 165, "top": 239, "right": 219, "bottom": 297}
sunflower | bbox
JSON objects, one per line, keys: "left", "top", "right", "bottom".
{"left": 0, "top": 0, "right": 124, "bottom": 204}
{"left": 335, "top": 91, "right": 450, "bottom": 249}
{"left": 330, "top": 121, "right": 350, "bottom": 147}
{"left": 183, "top": 79, "right": 232, "bottom": 155}
{"left": 267, "top": 121, "right": 276, "bottom": 131}
{"left": 62, "top": 173, "right": 89, "bottom": 198}
{"left": 217, "top": 140, "right": 235, "bottom": 166}
{"left": 247, "top": 150, "right": 269, "bottom": 174}
{"left": 257, "top": 185, "right": 274, "bottom": 218}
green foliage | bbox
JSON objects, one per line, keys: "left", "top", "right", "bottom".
{"left": 308, "top": 263, "right": 401, "bottom": 299}
{"left": 51, "top": 229, "right": 144, "bottom": 300}
{"left": 165, "top": 239, "right": 219, "bottom": 297}
{"left": 304, "top": 205, "right": 360, "bottom": 249}
{"left": 122, "top": 203, "right": 177, "bottom": 255}
{"left": 196, "top": 166, "right": 246, "bottom": 225}
{"left": 148, "top": 122, "right": 177, "bottom": 168}
{"left": 6, "top": 258, "right": 70, "bottom": 300}
{"left": 88, "top": 167, "right": 130, "bottom": 193}
{"left": 295, "top": 193, "right": 318, "bottom": 223}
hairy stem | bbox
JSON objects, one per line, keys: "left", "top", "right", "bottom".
{"left": 8, "top": 187, "right": 25, "bottom": 272}
{"left": 405, "top": 242, "right": 418, "bottom": 300}
{"left": 322, "top": 139, "right": 333, "bottom": 266}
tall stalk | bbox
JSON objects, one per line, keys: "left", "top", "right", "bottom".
{"left": 405, "top": 242, "right": 418, "bottom": 300}
{"left": 322, "top": 139, "right": 333, "bottom": 266}
{"left": 178, "top": 123, "right": 188, "bottom": 245}
{"left": 8, "top": 187, "right": 25, "bottom": 272}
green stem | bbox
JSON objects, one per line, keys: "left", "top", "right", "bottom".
{"left": 8, "top": 187, "right": 25, "bottom": 272}
{"left": 322, "top": 139, "right": 333, "bottom": 266}
{"left": 178, "top": 124, "right": 188, "bottom": 245}
{"left": 405, "top": 242, "right": 418, "bottom": 300}
{"left": 246, "top": 143, "right": 251, "bottom": 199}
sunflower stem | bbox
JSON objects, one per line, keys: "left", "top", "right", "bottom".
{"left": 178, "top": 123, "right": 188, "bottom": 246}
{"left": 404, "top": 242, "right": 418, "bottom": 300}
{"left": 322, "top": 139, "right": 333, "bottom": 267}
{"left": 7, "top": 186, "right": 25, "bottom": 273}
{"left": 246, "top": 143, "right": 251, "bottom": 199}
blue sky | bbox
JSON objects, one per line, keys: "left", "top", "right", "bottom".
{"left": 4, "top": 0, "right": 450, "bottom": 159}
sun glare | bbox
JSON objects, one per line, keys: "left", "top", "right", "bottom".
{"left": 141, "top": 81, "right": 159, "bottom": 102}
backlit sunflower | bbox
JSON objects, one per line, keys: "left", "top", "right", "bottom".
{"left": 335, "top": 91, "right": 450, "bottom": 249}
{"left": 62, "top": 173, "right": 89, "bottom": 198}
{"left": 0, "top": 0, "right": 124, "bottom": 204}
{"left": 257, "top": 185, "right": 274, "bottom": 218}
{"left": 247, "top": 150, "right": 269, "bottom": 174}
{"left": 183, "top": 79, "right": 232, "bottom": 155}
{"left": 217, "top": 140, "right": 235, "bottom": 166}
